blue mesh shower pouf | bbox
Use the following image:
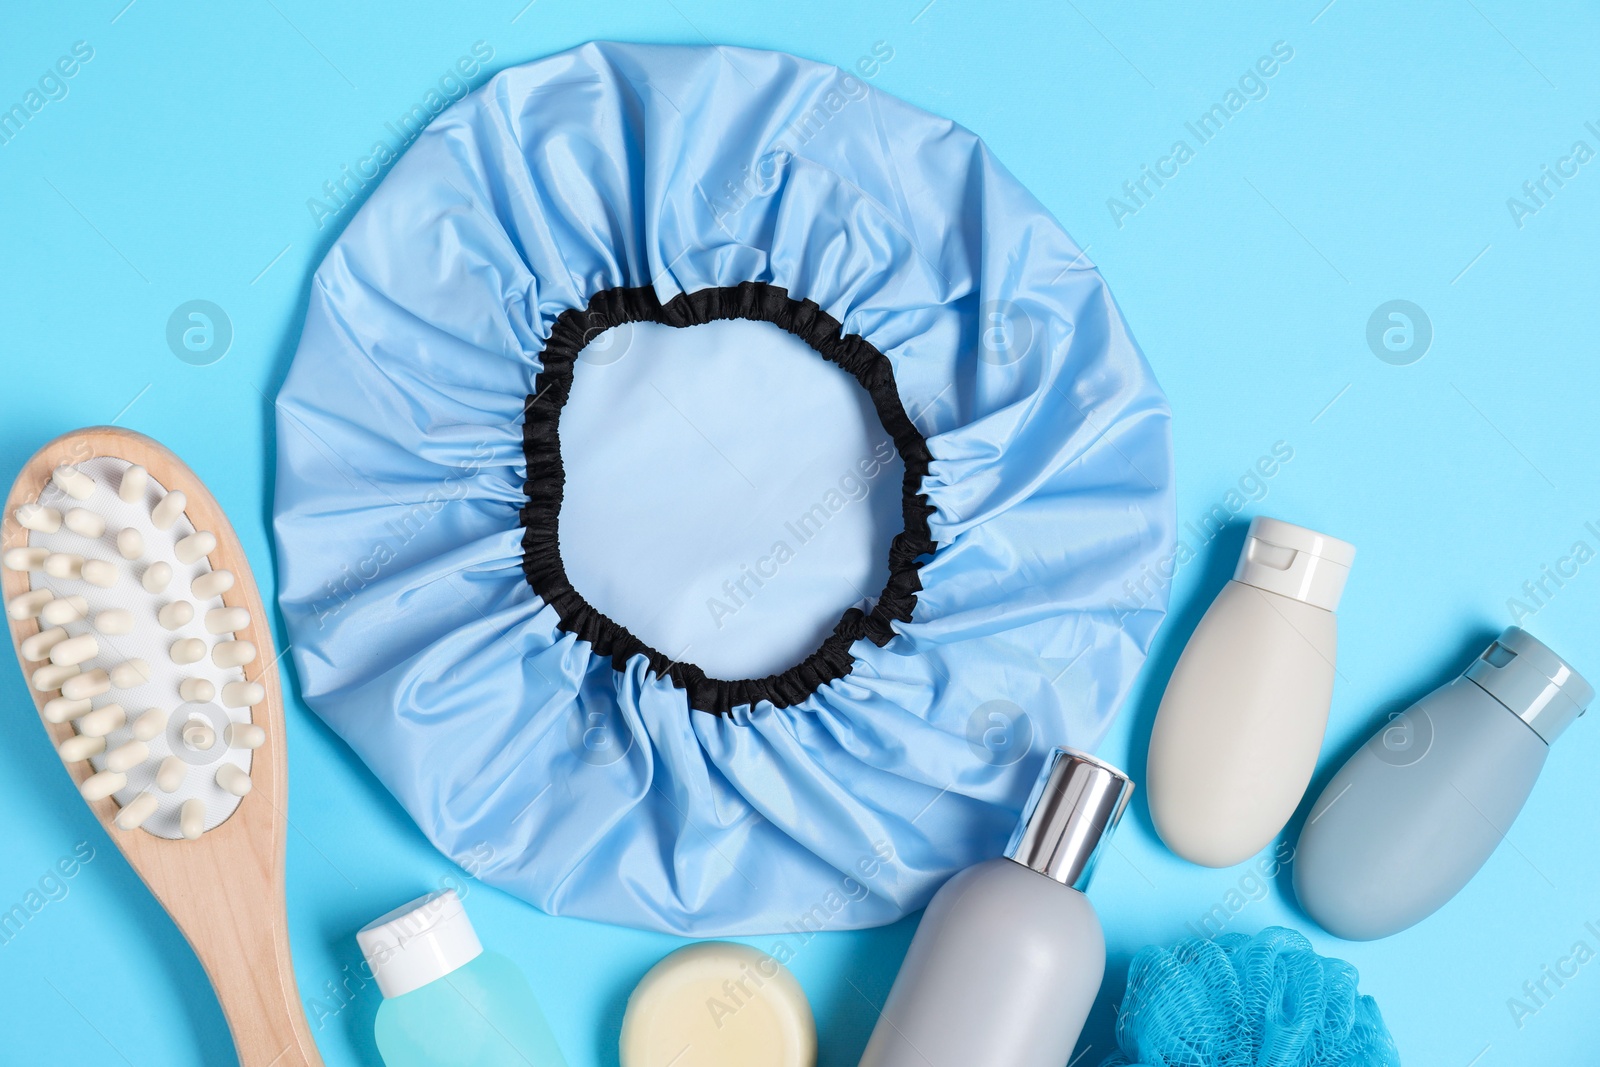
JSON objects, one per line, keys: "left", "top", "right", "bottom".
{"left": 1103, "top": 927, "right": 1401, "bottom": 1067}
{"left": 273, "top": 42, "right": 1174, "bottom": 935}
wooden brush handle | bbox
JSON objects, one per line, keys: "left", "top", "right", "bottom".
{"left": 204, "top": 916, "right": 322, "bottom": 1067}
{"left": 158, "top": 783, "right": 323, "bottom": 1067}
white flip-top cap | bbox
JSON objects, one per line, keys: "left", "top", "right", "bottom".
{"left": 357, "top": 889, "right": 483, "bottom": 998}
{"left": 1233, "top": 516, "right": 1356, "bottom": 612}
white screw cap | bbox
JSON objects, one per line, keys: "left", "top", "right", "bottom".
{"left": 357, "top": 889, "right": 483, "bottom": 999}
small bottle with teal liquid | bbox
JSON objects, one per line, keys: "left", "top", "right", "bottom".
{"left": 358, "top": 889, "right": 569, "bottom": 1067}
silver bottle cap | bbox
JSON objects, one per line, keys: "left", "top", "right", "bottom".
{"left": 1465, "top": 626, "right": 1593, "bottom": 744}
{"left": 1003, "top": 747, "right": 1134, "bottom": 891}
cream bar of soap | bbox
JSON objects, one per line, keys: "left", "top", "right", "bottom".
{"left": 620, "top": 942, "right": 816, "bottom": 1067}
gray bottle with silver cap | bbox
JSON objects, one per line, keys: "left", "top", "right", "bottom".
{"left": 858, "top": 748, "right": 1133, "bottom": 1067}
{"left": 1295, "top": 627, "right": 1592, "bottom": 941}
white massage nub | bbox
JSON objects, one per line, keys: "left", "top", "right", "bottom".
{"left": 64, "top": 508, "right": 106, "bottom": 538}
{"left": 118, "top": 465, "right": 147, "bottom": 503}
{"left": 59, "top": 735, "right": 105, "bottom": 762}
{"left": 52, "top": 465, "right": 95, "bottom": 500}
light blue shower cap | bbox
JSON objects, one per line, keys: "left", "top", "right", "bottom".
{"left": 274, "top": 41, "right": 1174, "bottom": 935}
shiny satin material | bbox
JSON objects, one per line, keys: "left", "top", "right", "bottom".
{"left": 273, "top": 42, "right": 1175, "bottom": 935}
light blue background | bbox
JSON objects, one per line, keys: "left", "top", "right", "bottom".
{"left": 2, "top": 2, "right": 1598, "bottom": 1065}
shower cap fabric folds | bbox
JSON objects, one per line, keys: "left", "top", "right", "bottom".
{"left": 273, "top": 41, "right": 1175, "bottom": 935}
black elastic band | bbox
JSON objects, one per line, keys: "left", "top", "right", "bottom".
{"left": 520, "top": 282, "right": 936, "bottom": 716}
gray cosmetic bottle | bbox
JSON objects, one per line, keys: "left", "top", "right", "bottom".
{"left": 857, "top": 748, "right": 1133, "bottom": 1067}
{"left": 1295, "top": 627, "right": 1592, "bottom": 941}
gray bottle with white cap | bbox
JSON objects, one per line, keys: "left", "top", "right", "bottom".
{"left": 858, "top": 748, "right": 1133, "bottom": 1067}
{"left": 1295, "top": 627, "right": 1592, "bottom": 941}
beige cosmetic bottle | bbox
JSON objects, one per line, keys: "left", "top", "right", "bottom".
{"left": 1146, "top": 517, "right": 1355, "bottom": 868}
